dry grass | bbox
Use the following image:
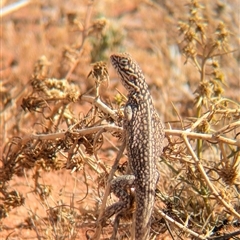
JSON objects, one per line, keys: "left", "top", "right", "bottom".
{"left": 1, "top": 0, "right": 239, "bottom": 239}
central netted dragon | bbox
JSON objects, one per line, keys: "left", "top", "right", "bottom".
{"left": 101, "top": 53, "right": 164, "bottom": 240}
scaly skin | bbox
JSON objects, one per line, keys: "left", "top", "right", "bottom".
{"left": 110, "top": 53, "right": 164, "bottom": 240}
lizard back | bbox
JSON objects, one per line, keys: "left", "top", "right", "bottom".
{"left": 111, "top": 53, "right": 164, "bottom": 240}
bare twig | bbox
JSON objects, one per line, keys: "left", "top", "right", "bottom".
{"left": 80, "top": 95, "right": 118, "bottom": 120}
{"left": 165, "top": 129, "right": 240, "bottom": 147}
{"left": 157, "top": 209, "right": 207, "bottom": 240}
{"left": 1, "top": 0, "right": 32, "bottom": 17}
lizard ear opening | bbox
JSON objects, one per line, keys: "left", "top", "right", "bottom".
{"left": 129, "top": 74, "right": 138, "bottom": 84}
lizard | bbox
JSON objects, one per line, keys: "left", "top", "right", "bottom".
{"left": 101, "top": 53, "right": 164, "bottom": 240}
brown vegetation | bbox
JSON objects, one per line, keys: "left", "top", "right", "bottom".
{"left": 1, "top": 0, "right": 239, "bottom": 239}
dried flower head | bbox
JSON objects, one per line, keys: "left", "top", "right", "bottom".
{"left": 89, "top": 18, "right": 108, "bottom": 36}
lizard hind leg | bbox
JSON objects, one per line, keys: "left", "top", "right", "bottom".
{"left": 100, "top": 175, "right": 136, "bottom": 237}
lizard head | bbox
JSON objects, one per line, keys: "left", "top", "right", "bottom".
{"left": 110, "top": 53, "right": 145, "bottom": 93}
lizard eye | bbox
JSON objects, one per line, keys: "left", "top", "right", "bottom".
{"left": 120, "top": 58, "right": 129, "bottom": 66}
